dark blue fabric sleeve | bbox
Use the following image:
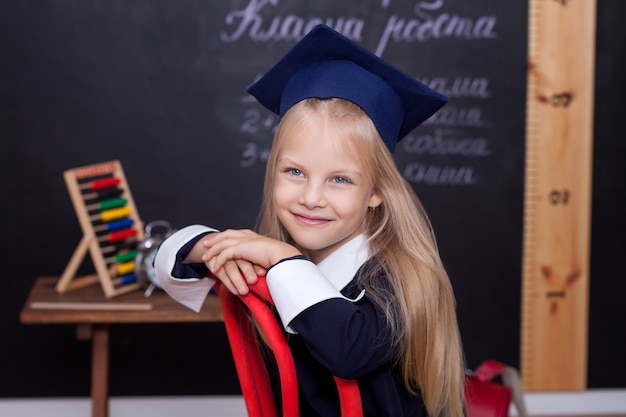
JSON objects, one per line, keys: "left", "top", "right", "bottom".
{"left": 170, "top": 231, "right": 213, "bottom": 279}
{"left": 289, "top": 272, "right": 399, "bottom": 379}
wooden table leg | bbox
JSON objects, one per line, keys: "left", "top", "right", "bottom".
{"left": 91, "top": 324, "right": 110, "bottom": 417}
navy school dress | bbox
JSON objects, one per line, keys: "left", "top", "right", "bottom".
{"left": 167, "top": 233, "right": 428, "bottom": 417}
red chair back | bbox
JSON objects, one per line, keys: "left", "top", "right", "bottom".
{"left": 217, "top": 276, "right": 363, "bottom": 417}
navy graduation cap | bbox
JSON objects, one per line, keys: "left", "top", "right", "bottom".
{"left": 246, "top": 24, "right": 447, "bottom": 153}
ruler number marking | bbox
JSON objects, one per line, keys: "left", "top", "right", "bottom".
{"left": 538, "top": 92, "right": 574, "bottom": 107}
{"left": 551, "top": 92, "right": 573, "bottom": 107}
{"left": 548, "top": 189, "right": 570, "bottom": 205}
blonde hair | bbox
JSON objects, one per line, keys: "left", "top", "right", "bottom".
{"left": 257, "top": 98, "right": 465, "bottom": 417}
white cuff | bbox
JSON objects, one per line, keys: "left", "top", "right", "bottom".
{"left": 266, "top": 258, "right": 343, "bottom": 333}
{"left": 154, "top": 225, "right": 218, "bottom": 312}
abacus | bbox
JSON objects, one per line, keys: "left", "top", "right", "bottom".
{"left": 56, "top": 160, "right": 145, "bottom": 298}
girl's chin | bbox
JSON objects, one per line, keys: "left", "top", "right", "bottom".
{"left": 292, "top": 235, "right": 348, "bottom": 261}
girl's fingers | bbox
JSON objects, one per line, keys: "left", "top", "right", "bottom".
{"left": 223, "top": 261, "right": 249, "bottom": 295}
{"left": 236, "top": 259, "right": 259, "bottom": 285}
{"left": 209, "top": 258, "right": 260, "bottom": 294}
{"left": 203, "top": 229, "right": 254, "bottom": 248}
{"left": 216, "top": 275, "right": 240, "bottom": 296}
{"left": 202, "top": 229, "right": 297, "bottom": 278}
{"left": 201, "top": 231, "right": 247, "bottom": 264}
{"left": 204, "top": 246, "right": 236, "bottom": 274}
{"left": 254, "top": 265, "right": 267, "bottom": 277}
{"left": 205, "top": 258, "right": 242, "bottom": 295}
{"left": 204, "top": 240, "right": 252, "bottom": 273}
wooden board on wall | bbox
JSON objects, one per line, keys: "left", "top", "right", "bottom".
{"left": 521, "top": 0, "right": 596, "bottom": 391}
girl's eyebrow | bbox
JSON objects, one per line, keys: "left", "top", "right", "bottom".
{"left": 331, "top": 168, "right": 362, "bottom": 178}
{"left": 275, "top": 157, "right": 303, "bottom": 170}
{"left": 278, "top": 157, "right": 361, "bottom": 173}
{"left": 276, "top": 155, "right": 297, "bottom": 164}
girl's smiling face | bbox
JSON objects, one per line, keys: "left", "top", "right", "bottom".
{"left": 272, "top": 113, "right": 382, "bottom": 264}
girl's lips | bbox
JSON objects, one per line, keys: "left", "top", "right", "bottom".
{"left": 292, "top": 212, "right": 331, "bottom": 226}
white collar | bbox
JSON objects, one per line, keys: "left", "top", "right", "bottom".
{"left": 317, "top": 234, "right": 370, "bottom": 291}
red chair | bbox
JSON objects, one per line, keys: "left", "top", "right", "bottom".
{"left": 218, "top": 276, "right": 525, "bottom": 417}
{"left": 217, "top": 276, "right": 363, "bottom": 417}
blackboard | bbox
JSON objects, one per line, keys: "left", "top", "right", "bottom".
{"left": 1, "top": 0, "right": 624, "bottom": 397}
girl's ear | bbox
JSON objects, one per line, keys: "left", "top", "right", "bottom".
{"left": 368, "top": 191, "right": 383, "bottom": 209}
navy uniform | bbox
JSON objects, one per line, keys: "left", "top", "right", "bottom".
{"left": 155, "top": 228, "right": 427, "bottom": 417}
{"left": 154, "top": 25, "right": 447, "bottom": 417}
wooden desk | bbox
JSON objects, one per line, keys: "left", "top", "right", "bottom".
{"left": 20, "top": 277, "right": 223, "bottom": 417}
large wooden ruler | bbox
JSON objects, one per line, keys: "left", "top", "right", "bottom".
{"left": 521, "top": 0, "right": 596, "bottom": 391}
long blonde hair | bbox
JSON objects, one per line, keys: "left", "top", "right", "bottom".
{"left": 257, "top": 98, "right": 465, "bottom": 417}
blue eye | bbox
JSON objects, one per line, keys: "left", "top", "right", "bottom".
{"left": 332, "top": 176, "right": 350, "bottom": 184}
{"left": 288, "top": 168, "right": 303, "bottom": 176}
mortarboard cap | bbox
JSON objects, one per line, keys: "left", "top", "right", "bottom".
{"left": 246, "top": 24, "right": 447, "bottom": 153}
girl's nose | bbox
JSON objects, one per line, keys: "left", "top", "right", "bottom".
{"left": 299, "top": 181, "right": 326, "bottom": 209}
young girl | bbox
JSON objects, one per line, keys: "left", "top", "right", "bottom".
{"left": 154, "top": 25, "right": 465, "bottom": 417}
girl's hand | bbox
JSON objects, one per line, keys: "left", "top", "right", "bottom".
{"left": 202, "top": 229, "right": 301, "bottom": 295}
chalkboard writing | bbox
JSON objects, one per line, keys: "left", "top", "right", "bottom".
{"left": 3, "top": 0, "right": 527, "bottom": 395}
{"left": 211, "top": 0, "right": 515, "bottom": 201}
